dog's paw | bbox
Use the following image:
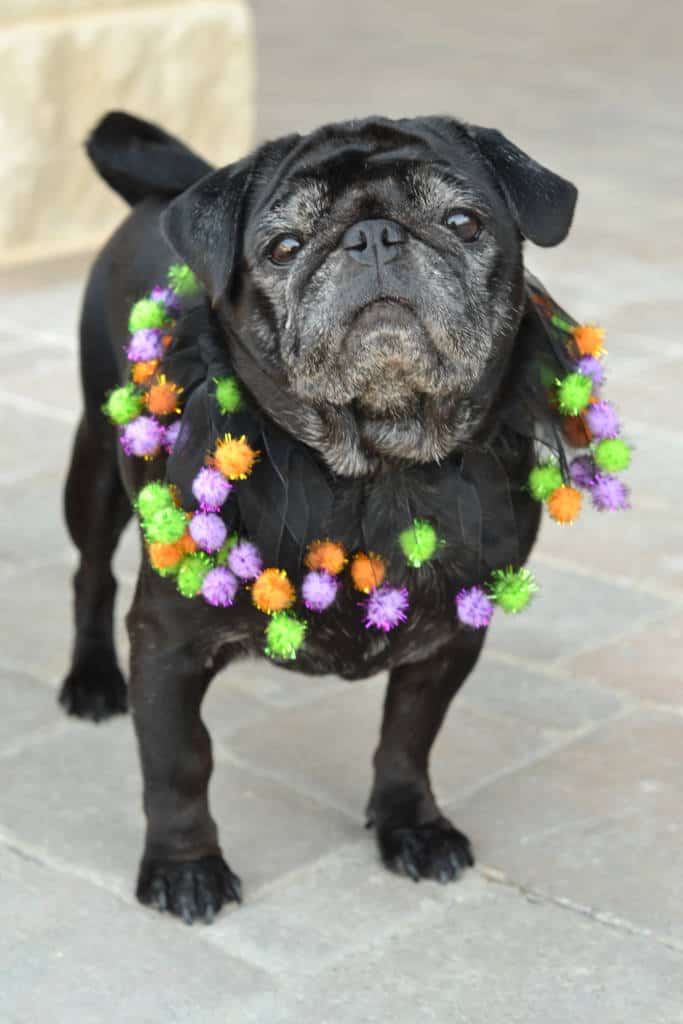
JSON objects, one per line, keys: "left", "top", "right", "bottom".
{"left": 136, "top": 854, "right": 242, "bottom": 924}
{"left": 377, "top": 818, "right": 474, "bottom": 884}
{"left": 59, "top": 654, "right": 128, "bottom": 722}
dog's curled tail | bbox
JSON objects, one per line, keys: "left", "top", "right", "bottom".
{"left": 86, "top": 110, "right": 213, "bottom": 207}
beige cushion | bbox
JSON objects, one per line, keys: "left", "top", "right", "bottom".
{"left": 0, "top": 1, "right": 253, "bottom": 265}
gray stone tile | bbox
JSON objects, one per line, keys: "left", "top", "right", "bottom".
{"left": 460, "top": 654, "right": 624, "bottom": 733}
{"left": 0, "top": 262, "right": 86, "bottom": 344}
{"left": 206, "top": 840, "right": 445, "bottom": 979}
{"left": 0, "top": 347, "right": 80, "bottom": 420}
{"left": 535, "top": 499, "right": 683, "bottom": 596}
{"left": 0, "top": 405, "right": 73, "bottom": 483}
{"left": 606, "top": 298, "right": 683, "bottom": 351}
{"left": 0, "top": 716, "right": 356, "bottom": 896}
{"left": 0, "top": 470, "right": 71, "bottom": 567}
{"left": 225, "top": 672, "right": 557, "bottom": 819}
{"left": 0, "top": 557, "right": 79, "bottom": 684}
{"left": 0, "top": 667, "right": 61, "bottom": 755}
{"left": 614, "top": 356, "right": 683, "bottom": 435}
{"left": 0, "top": 844, "right": 276, "bottom": 1024}
{"left": 619, "top": 420, "right": 683, "bottom": 509}
{"left": 451, "top": 710, "right": 683, "bottom": 945}
{"left": 486, "top": 557, "right": 669, "bottom": 663}
{"left": 565, "top": 613, "right": 683, "bottom": 706}
{"left": 203, "top": 671, "right": 282, "bottom": 738}
{"left": 220, "top": 654, "right": 349, "bottom": 709}
{"left": 260, "top": 873, "right": 683, "bottom": 1024}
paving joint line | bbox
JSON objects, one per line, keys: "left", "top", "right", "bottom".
{"left": 478, "top": 863, "right": 683, "bottom": 954}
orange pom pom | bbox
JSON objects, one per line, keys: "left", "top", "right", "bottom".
{"left": 212, "top": 434, "right": 259, "bottom": 480}
{"left": 547, "top": 485, "right": 582, "bottom": 524}
{"left": 251, "top": 568, "right": 296, "bottom": 613}
{"left": 132, "top": 360, "right": 159, "bottom": 385}
{"left": 350, "top": 552, "right": 385, "bottom": 593}
{"left": 572, "top": 324, "right": 605, "bottom": 357}
{"left": 563, "top": 414, "right": 592, "bottom": 448}
{"left": 162, "top": 333, "right": 174, "bottom": 349}
{"left": 148, "top": 530, "right": 196, "bottom": 571}
{"left": 145, "top": 375, "right": 183, "bottom": 416}
{"left": 148, "top": 540, "right": 185, "bottom": 571}
{"left": 305, "top": 539, "right": 347, "bottom": 575}
{"left": 178, "top": 532, "right": 197, "bottom": 554}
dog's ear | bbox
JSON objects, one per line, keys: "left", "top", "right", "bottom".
{"left": 466, "top": 125, "right": 577, "bottom": 247}
{"left": 161, "top": 157, "right": 254, "bottom": 304}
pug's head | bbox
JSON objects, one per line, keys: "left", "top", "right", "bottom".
{"left": 163, "top": 117, "right": 577, "bottom": 475}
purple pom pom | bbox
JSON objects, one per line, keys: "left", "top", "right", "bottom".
{"left": 591, "top": 473, "right": 630, "bottom": 511}
{"left": 584, "top": 400, "right": 620, "bottom": 440}
{"left": 150, "top": 286, "right": 182, "bottom": 317}
{"left": 120, "top": 415, "right": 164, "bottom": 457}
{"left": 569, "top": 454, "right": 598, "bottom": 490}
{"left": 201, "top": 566, "right": 238, "bottom": 607}
{"left": 455, "top": 586, "right": 494, "bottom": 629}
{"left": 228, "top": 541, "right": 262, "bottom": 581}
{"left": 192, "top": 466, "right": 232, "bottom": 511}
{"left": 189, "top": 512, "right": 227, "bottom": 553}
{"left": 126, "top": 328, "right": 164, "bottom": 362}
{"left": 163, "top": 419, "right": 182, "bottom": 454}
{"left": 362, "top": 584, "right": 409, "bottom": 632}
{"left": 575, "top": 355, "right": 604, "bottom": 388}
{"left": 302, "top": 570, "right": 339, "bottom": 612}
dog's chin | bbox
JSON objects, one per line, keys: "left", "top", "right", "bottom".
{"left": 356, "top": 406, "right": 438, "bottom": 463}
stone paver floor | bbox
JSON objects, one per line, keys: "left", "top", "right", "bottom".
{"left": 1, "top": 1, "right": 681, "bottom": 1020}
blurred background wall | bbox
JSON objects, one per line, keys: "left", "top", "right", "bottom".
{"left": 1, "top": 0, "right": 678, "bottom": 296}
{"left": 0, "top": 0, "right": 253, "bottom": 266}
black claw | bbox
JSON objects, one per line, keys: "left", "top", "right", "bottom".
{"left": 136, "top": 855, "right": 243, "bottom": 924}
{"left": 449, "top": 851, "right": 462, "bottom": 875}
{"left": 225, "top": 871, "right": 243, "bottom": 904}
{"left": 402, "top": 853, "right": 421, "bottom": 882}
{"left": 150, "top": 876, "right": 168, "bottom": 912}
{"left": 377, "top": 819, "right": 474, "bottom": 886}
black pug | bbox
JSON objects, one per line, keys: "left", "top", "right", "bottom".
{"left": 60, "top": 111, "right": 577, "bottom": 924}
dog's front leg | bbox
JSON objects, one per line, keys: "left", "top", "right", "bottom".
{"left": 127, "top": 579, "right": 241, "bottom": 923}
{"left": 367, "top": 631, "right": 486, "bottom": 884}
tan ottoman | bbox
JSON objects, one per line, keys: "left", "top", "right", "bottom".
{"left": 0, "top": 0, "right": 254, "bottom": 266}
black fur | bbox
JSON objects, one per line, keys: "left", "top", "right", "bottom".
{"left": 61, "top": 111, "right": 576, "bottom": 923}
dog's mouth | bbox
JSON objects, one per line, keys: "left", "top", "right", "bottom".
{"left": 342, "top": 298, "right": 440, "bottom": 415}
{"left": 344, "top": 296, "right": 417, "bottom": 338}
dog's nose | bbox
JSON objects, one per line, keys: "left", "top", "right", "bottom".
{"left": 342, "top": 219, "right": 406, "bottom": 264}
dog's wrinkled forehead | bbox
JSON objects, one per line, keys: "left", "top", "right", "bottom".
{"left": 250, "top": 117, "right": 496, "bottom": 232}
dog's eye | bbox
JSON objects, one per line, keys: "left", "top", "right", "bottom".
{"left": 268, "top": 234, "right": 303, "bottom": 265}
{"left": 444, "top": 210, "right": 482, "bottom": 242}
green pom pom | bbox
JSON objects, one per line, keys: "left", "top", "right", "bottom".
{"left": 551, "top": 314, "right": 573, "bottom": 334}
{"left": 176, "top": 553, "right": 212, "bottom": 598}
{"left": 103, "top": 383, "right": 143, "bottom": 425}
{"left": 264, "top": 613, "right": 307, "bottom": 660}
{"left": 168, "top": 264, "right": 200, "bottom": 297}
{"left": 215, "top": 532, "right": 239, "bottom": 565}
{"left": 135, "top": 482, "right": 176, "bottom": 522}
{"left": 556, "top": 372, "right": 593, "bottom": 416}
{"left": 143, "top": 505, "right": 187, "bottom": 544}
{"left": 214, "top": 376, "right": 243, "bottom": 415}
{"left": 528, "top": 462, "right": 563, "bottom": 502}
{"left": 128, "top": 298, "right": 170, "bottom": 333}
{"left": 489, "top": 567, "right": 537, "bottom": 614}
{"left": 398, "top": 519, "right": 439, "bottom": 568}
{"left": 594, "top": 438, "right": 631, "bottom": 473}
